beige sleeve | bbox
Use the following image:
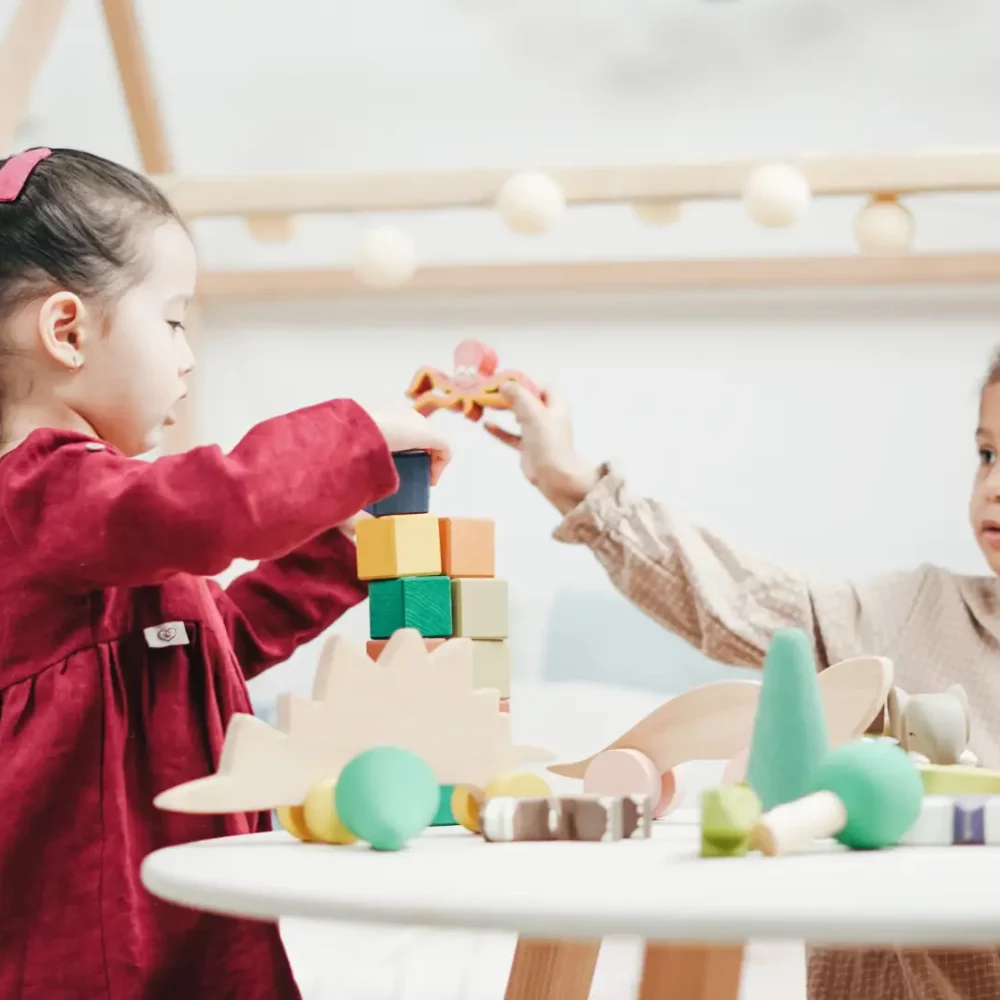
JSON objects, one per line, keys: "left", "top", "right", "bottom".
{"left": 552, "top": 465, "right": 932, "bottom": 672}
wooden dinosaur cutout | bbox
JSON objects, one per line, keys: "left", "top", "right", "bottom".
{"left": 154, "top": 629, "right": 554, "bottom": 814}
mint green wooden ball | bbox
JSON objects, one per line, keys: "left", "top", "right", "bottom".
{"left": 807, "top": 739, "right": 923, "bottom": 849}
{"left": 335, "top": 747, "right": 439, "bottom": 851}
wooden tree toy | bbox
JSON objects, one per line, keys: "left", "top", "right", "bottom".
{"left": 405, "top": 339, "right": 541, "bottom": 422}
{"left": 152, "top": 629, "right": 554, "bottom": 827}
{"left": 744, "top": 628, "right": 830, "bottom": 810}
{"left": 751, "top": 739, "right": 923, "bottom": 856}
{"left": 357, "top": 444, "right": 513, "bottom": 825}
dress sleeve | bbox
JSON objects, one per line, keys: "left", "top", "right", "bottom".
{"left": 553, "top": 464, "right": 931, "bottom": 671}
{"left": 0, "top": 400, "right": 398, "bottom": 593}
{"left": 207, "top": 526, "right": 365, "bottom": 680}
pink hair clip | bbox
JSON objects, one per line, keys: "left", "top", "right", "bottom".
{"left": 0, "top": 147, "right": 52, "bottom": 203}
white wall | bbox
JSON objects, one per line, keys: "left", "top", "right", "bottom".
{"left": 201, "top": 287, "right": 999, "bottom": 708}
{"left": 7, "top": 0, "right": 1000, "bottom": 700}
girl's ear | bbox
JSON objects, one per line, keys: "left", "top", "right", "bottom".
{"left": 36, "top": 291, "right": 92, "bottom": 372}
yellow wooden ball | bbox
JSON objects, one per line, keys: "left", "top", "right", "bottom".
{"left": 451, "top": 785, "right": 484, "bottom": 834}
{"left": 484, "top": 771, "right": 552, "bottom": 800}
{"left": 303, "top": 777, "right": 359, "bottom": 845}
{"left": 276, "top": 804, "right": 313, "bottom": 842}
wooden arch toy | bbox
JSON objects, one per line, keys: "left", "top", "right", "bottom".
{"left": 548, "top": 655, "right": 893, "bottom": 817}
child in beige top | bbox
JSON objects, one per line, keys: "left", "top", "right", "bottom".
{"left": 486, "top": 360, "right": 1000, "bottom": 1000}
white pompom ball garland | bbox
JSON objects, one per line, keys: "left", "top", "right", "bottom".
{"left": 742, "top": 163, "right": 812, "bottom": 228}
{"left": 854, "top": 196, "right": 914, "bottom": 256}
{"left": 496, "top": 171, "right": 565, "bottom": 234}
{"left": 353, "top": 226, "right": 417, "bottom": 289}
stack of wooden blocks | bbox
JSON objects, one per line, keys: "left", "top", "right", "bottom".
{"left": 357, "top": 450, "right": 510, "bottom": 713}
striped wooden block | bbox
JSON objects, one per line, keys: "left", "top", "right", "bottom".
{"left": 480, "top": 794, "right": 653, "bottom": 843}
{"left": 901, "top": 795, "right": 1000, "bottom": 846}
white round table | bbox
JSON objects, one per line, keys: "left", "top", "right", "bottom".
{"left": 141, "top": 818, "right": 1000, "bottom": 1000}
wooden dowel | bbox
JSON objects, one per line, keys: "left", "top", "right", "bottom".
{"left": 195, "top": 253, "right": 1000, "bottom": 301}
{"left": 101, "top": 0, "right": 173, "bottom": 173}
{"left": 154, "top": 150, "right": 1000, "bottom": 218}
{"left": 0, "top": 0, "right": 69, "bottom": 153}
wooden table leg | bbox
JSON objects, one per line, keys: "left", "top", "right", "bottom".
{"left": 504, "top": 937, "right": 601, "bottom": 1000}
{"left": 638, "top": 942, "right": 745, "bottom": 1000}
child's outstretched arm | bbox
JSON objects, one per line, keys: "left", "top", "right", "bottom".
{"left": 206, "top": 525, "right": 364, "bottom": 679}
{"left": 0, "top": 401, "right": 442, "bottom": 593}
{"left": 486, "top": 383, "right": 930, "bottom": 670}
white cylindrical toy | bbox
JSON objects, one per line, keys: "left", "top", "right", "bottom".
{"left": 752, "top": 790, "right": 847, "bottom": 856}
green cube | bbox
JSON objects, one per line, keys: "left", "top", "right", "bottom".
{"left": 432, "top": 785, "right": 459, "bottom": 826}
{"left": 369, "top": 575, "right": 453, "bottom": 639}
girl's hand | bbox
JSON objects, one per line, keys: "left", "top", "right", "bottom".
{"left": 338, "top": 508, "right": 371, "bottom": 542}
{"left": 484, "top": 382, "right": 600, "bottom": 514}
{"left": 367, "top": 408, "right": 452, "bottom": 485}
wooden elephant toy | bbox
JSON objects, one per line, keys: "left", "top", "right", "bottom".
{"left": 886, "top": 684, "right": 977, "bottom": 766}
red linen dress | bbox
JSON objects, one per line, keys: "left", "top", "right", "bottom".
{"left": 0, "top": 400, "right": 398, "bottom": 1000}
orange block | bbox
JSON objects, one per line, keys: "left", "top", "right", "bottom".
{"left": 500, "top": 698, "right": 510, "bottom": 714}
{"left": 439, "top": 517, "right": 495, "bottom": 578}
{"left": 366, "top": 637, "right": 446, "bottom": 660}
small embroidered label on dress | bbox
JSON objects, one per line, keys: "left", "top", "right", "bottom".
{"left": 144, "top": 621, "right": 190, "bottom": 648}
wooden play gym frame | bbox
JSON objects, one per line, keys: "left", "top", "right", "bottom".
{"left": 7, "top": 0, "right": 1000, "bottom": 302}
{"left": 7, "top": 0, "right": 1000, "bottom": 457}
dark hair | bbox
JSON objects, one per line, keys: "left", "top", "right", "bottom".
{"left": 0, "top": 148, "right": 181, "bottom": 327}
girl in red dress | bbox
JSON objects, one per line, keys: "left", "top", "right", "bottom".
{"left": 0, "top": 147, "right": 451, "bottom": 1000}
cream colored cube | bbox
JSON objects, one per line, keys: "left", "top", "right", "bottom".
{"left": 451, "top": 578, "right": 508, "bottom": 639}
{"left": 472, "top": 639, "right": 510, "bottom": 697}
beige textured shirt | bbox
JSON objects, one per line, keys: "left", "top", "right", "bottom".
{"left": 554, "top": 466, "right": 1000, "bottom": 1000}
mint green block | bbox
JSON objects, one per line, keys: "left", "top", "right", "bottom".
{"left": 745, "top": 628, "right": 830, "bottom": 811}
{"left": 432, "top": 785, "right": 458, "bottom": 826}
{"left": 369, "top": 575, "right": 452, "bottom": 639}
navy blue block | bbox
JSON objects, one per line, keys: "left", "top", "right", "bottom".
{"left": 365, "top": 449, "right": 431, "bottom": 516}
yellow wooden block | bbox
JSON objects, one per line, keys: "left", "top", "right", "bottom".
{"left": 452, "top": 578, "right": 508, "bottom": 639}
{"left": 472, "top": 638, "right": 510, "bottom": 697}
{"left": 356, "top": 513, "right": 442, "bottom": 581}
{"left": 920, "top": 764, "right": 1000, "bottom": 796}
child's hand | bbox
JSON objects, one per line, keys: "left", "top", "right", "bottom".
{"left": 338, "top": 509, "right": 371, "bottom": 542}
{"left": 368, "top": 408, "right": 452, "bottom": 485}
{"left": 484, "top": 382, "right": 600, "bottom": 514}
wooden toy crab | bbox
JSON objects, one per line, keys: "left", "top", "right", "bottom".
{"left": 405, "top": 339, "right": 541, "bottom": 422}
{"left": 153, "top": 629, "right": 555, "bottom": 845}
